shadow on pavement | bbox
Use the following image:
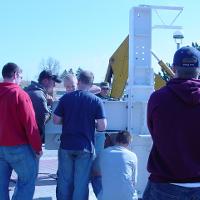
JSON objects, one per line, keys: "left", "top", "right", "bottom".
{"left": 36, "top": 174, "right": 56, "bottom": 186}
{"left": 10, "top": 174, "right": 57, "bottom": 187}
{"left": 36, "top": 178, "right": 56, "bottom": 186}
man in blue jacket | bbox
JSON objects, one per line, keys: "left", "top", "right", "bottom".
{"left": 143, "top": 46, "right": 200, "bottom": 199}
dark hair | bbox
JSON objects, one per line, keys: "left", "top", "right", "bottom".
{"left": 78, "top": 70, "right": 94, "bottom": 85}
{"left": 116, "top": 131, "right": 132, "bottom": 144}
{"left": 104, "top": 133, "right": 116, "bottom": 148}
{"left": 2, "top": 63, "right": 21, "bottom": 78}
{"left": 175, "top": 66, "right": 199, "bottom": 79}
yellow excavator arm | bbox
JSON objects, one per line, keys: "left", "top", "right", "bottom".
{"left": 105, "top": 36, "right": 129, "bottom": 99}
{"left": 105, "top": 36, "right": 175, "bottom": 98}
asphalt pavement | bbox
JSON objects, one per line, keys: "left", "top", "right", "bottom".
{"left": 9, "top": 148, "right": 97, "bottom": 200}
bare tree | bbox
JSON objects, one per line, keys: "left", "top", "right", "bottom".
{"left": 39, "top": 57, "right": 61, "bottom": 75}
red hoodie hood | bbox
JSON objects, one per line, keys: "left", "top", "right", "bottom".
{"left": 0, "top": 82, "right": 19, "bottom": 98}
{"left": 167, "top": 78, "right": 200, "bottom": 105}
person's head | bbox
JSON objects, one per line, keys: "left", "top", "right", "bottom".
{"left": 2, "top": 62, "right": 22, "bottom": 85}
{"left": 63, "top": 73, "right": 78, "bottom": 93}
{"left": 173, "top": 46, "right": 200, "bottom": 79}
{"left": 104, "top": 133, "right": 116, "bottom": 148}
{"left": 99, "top": 81, "right": 110, "bottom": 97}
{"left": 116, "top": 131, "right": 132, "bottom": 147}
{"left": 77, "top": 70, "right": 94, "bottom": 90}
{"left": 38, "top": 70, "right": 62, "bottom": 94}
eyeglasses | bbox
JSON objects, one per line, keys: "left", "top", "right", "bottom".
{"left": 14, "top": 71, "right": 23, "bottom": 80}
{"left": 101, "top": 88, "right": 110, "bottom": 90}
{"left": 17, "top": 73, "right": 23, "bottom": 80}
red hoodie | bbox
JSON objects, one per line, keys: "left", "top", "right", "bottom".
{"left": 0, "top": 82, "right": 42, "bottom": 153}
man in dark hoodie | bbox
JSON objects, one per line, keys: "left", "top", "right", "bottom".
{"left": 0, "top": 63, "right": 42, "bottom": 199}
{"left": 143, "top": 46, "right": 200, "bottom": 200}
{"left": 25, "top": 70, "right": 61, "bottom": 142}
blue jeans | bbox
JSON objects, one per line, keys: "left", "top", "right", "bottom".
{"left": 91, "top": 176, "right": 102, "bottom": 197}
{"left": 95, "top": 133, "right": 105, "bottom": 156}
{"left": 0, "top": 145, "right": 38, "bottom": 200}
{"left": 143, "top": 180, "right": 200, "bottom": 200}
{"left": 91, "top": 133, "right": 105, "bottom": 198}
{"left": 56, "top": 148, "right": 93, "bottom": 200}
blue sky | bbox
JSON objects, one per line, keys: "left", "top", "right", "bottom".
{"left": 0, "top": 0, "right": 199, "bottom": 82}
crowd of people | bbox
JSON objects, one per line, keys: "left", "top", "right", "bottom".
{"left": 1, "top": 45, "right": 200, "bottom": 200}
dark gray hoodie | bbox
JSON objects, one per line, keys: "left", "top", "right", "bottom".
{"left": 25, "top": 81, "right": 51, "bottom": 140}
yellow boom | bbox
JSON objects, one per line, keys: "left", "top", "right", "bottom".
{"left": 105, "top": 36, "right": 175, "bottom": 98}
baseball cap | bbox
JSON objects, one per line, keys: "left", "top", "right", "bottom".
{"left": 173, "top": 46, "right": 200, "bottom": 68}
{"left": 38, "top": 70, "right": 62, "bottom": 83}
{"left": 100, "top": 81, "right": 110, "bottom": 89}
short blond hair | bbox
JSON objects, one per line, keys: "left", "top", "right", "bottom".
{"left": 64, "top": 73, "right": 77, "bottom": 82}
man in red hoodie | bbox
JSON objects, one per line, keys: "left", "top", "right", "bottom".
{"left": 0, "top": 63, "right": 42, "bottom": 200}
{"left": 143, "top": 46, "right": 200, "bottom": 200}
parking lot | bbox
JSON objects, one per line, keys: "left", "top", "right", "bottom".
{"left": 9, "top": 148, "right": 97, "bottom": 200}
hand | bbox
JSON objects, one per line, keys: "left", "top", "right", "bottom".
{"left": 36, "top": 151, "right": 43, "bottom": 159}
{"left": 46, "top": 94, "right": 53, "bottom": 106}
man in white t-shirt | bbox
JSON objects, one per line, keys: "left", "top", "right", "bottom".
{"left": 97, "top": 131, "right": 138, "bottom": 200}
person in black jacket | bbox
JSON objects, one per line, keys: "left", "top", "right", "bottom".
{"left": 25, "top": 70, "right": 61, "bottom": 142}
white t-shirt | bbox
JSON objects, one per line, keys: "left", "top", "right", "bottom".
{"left": 98, "top": 145, "right": 138, "bottom": 200}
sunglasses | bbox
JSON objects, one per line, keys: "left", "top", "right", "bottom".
{"left": 102, "top": 87, "right": 110, "bottom": 90}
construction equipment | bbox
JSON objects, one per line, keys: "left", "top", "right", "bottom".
{"left": 151, "top": 50, "right": 175, "bottom": 78}
{"left": 45, "top": 5, "right": 183, "bottom": 198}
{"left": 151, "top": 50, "right": 175, "bottom": 90}
{"left": 105, "top": 36, "right": 128, "bottom": 99}
{"left": 105, "top": 38, "right": 175, "bottom": 98}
